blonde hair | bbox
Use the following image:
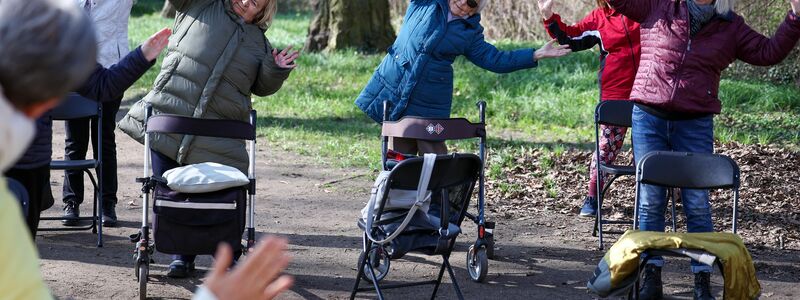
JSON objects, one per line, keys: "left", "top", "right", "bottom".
{"left": 714, "top": 0, "right": 735, "bottom": 14}
{"left": 255, "top": 0, "right": 277, "bottom": 30}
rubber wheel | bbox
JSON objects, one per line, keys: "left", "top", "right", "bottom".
{"left": 359, "top": 246, "right": 390, "bottom": 283}
{"left": 485, "top": 234, "right": 495, "bottom": 259}
{"left": 467, "top": 245, "right": 488, "bottom": 282}
{"left": 138, "top": 264, "right": 148, "bottom": 300}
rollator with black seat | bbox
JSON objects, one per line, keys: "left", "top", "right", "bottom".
{"left": 350, "top": 102, "right": 490, "bottom": 300}
{"left": 131, "top": 105, "right": 258, "bottom": 300}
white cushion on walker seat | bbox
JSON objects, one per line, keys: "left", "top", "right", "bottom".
{"left": 163, "top": 162, "right": 249, "bottom": 193}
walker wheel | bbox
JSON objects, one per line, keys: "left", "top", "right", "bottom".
{"left": 137, "top": 263, "right": 148, "bottom": 300}
{"left": 467, "top": 245, "right": 488, "bottom": 282}
{"left": 359, "top": 246, "right": 390, "bottom": 283}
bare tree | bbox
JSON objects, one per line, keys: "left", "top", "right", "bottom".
{"left": 305, "top": 0, "right": 395, "bottom": 52}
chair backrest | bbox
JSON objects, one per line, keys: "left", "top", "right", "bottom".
{"left": 386, "top": 153, "right": 482, "bottom": 191}
{"left": 595, "top": 100, "right": 634, "bottom": 127}
{"left": 50, "top": 93, "right": 99, "bottom": 120}
{"left": 637, "top": 151, "right": 740, "bottom": 189}
{"left": 146, "top": 113, "right": 256, "bottom": 141}
{"left": 382, "top": 117, "right": 485, "bottom": 141}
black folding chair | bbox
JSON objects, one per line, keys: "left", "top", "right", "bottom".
{"left": 350, "top": 154, "right": 483, "bottom": 300}
{"left": 629, "top": 151, "right": 741, "bottom": 299}
{"left": 39, "top": 93, "right": 104, "bottom": 247}
{"left": 592, "top": 100, "right": 635, "bottom": 249}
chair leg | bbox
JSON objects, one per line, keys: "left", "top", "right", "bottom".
{"left": 443, "top": 257, "right": 465, "bottom": 300}
{"left": 430, "top": 255, "right": 449, "bottom": 300}
{"left": 597, "top": 192, "right": 604, "bottom": 250}
{"left": 669, "top": 189, "right": 676, "bottom": 233}
{"left": 349, "top": 250, "right": 367, "bottom": 300}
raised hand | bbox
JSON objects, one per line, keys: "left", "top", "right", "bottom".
{"left": 534, "top": 39, "right": 571, "bottom": 61}
{"left": 203, "top": 236, "right": 293, "bottom": 300}
{"left": 791, "top": 0, "right": 799, "bottom": 14}
{"left": 537, "top": 0, "right": 555, "bottom": 19}
{"left": 141, "top": 28, "right": 172, "bottom": 62}
{"left": 272, "top": 45, "right": 300, "bottom": 69}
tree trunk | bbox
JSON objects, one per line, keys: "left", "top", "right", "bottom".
{"left": 161, "top": 1, "right": 176, "bottom": 19}
{"left": 305, "top": 0, "right": 396, "bottom": 53}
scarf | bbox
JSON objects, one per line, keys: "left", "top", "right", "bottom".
{"left": 687, "top": 0, "right": 716, "bottom": 37}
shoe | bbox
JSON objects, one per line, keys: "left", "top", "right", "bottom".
{"left": 102, "top": 202, "right": 117, "bottom": 227}
{"left": 694, "top": 271, "right": 715, "bottom": 300}
{"left": 62, "top": 203, "right": 80, "bottom": 226}
{"left": 167, "top": 260, "right": 195, "bottom": 278}
{"left": 638, "top": 264, "right": 663, "bottom": 300}
{"left": 579, "top": 196, "right": 598, "bottom": 217}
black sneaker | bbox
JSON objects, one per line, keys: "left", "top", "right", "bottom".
{"left": 638, "top": 264, "right": 663, "bottom": 300}
{"left": 102, "top": 202, "right": 117, "bottom": 227}
{"left": 167, "top": 260, "right": 195, "bottom": 278}
{"left": 694, "top": 271, "right": 715, "bottom": 300}
{"left": 62, "top": 203, "right": 80, "bottom": 226}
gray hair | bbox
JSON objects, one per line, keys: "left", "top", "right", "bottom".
{"left": 715, "top": 0, "right": 735, "bottom": 14}
{"left": 0, "top": 0, "right": 97, "bottom": 109}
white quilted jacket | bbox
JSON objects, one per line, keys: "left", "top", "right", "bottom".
{"left": 78, "top": 0, "right": 133, "bottom": 67}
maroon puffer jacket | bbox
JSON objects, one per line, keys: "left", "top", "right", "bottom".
{"left": 607, "top": 0, "right": 800, "bottom": 114}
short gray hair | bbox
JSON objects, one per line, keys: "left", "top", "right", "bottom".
{"left": 715, "top": 0, "right": 735, "bottom": 14}
{"left": 0, "top": 0, "right": 97, "bottom": 109}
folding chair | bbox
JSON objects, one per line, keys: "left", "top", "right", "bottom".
{"left": 39, "top": 93, "right": 104, "bottom": 247}
{"left": 592, "top": 100, "right": 635, "bottom": 249}
{"left": 350, "top": 154, "right": 483, "bottom": 300}
{"left": 629, "top": 151, "right": 741, "bottom": 299}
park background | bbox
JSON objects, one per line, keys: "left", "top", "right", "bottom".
{"left": 128, "top": 0, "right": 800, "bottom": 250}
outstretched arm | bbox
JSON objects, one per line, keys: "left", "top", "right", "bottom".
{"left": 605, "top": 0, "right": 659, "bottom": 23}
{"left": 539, "top": 0, "right": 600, "bottom": 38}
{"left": 736, "top": 9, "right": 800, "bottom": 66}
{"left": 76, "top": 28, "right": 171, "bottom": 102}
{"left": 466, "top": 30, "right": 570, "bottom": 74}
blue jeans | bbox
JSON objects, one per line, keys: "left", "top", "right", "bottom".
{"left": 632, "top": 106, "right": 714, "bottom": 273}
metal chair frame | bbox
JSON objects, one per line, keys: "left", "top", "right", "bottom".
{"left": 592, "top": 100, "right": 636, "bottom": 250}
{"left": 39, "top": 93, "right": 104, "bottom": 247}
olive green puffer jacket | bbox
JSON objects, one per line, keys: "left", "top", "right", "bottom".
{"left": 119, "top": 0, "right": 291, "bottom": 172}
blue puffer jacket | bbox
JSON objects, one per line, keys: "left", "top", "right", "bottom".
{"left": 355, "top": 0, "right": 538, "bottom": 123}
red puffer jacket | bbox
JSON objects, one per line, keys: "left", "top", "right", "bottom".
{"left": 607, "top": 0, "right": 800, "bottom": 114}
{"left": 543, "top": 8, "right": 641, "bottom": 100}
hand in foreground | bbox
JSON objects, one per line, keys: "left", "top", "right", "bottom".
{"left": 273, "top": 45, "right": 300, "bottom": 69}
{"left": 204, "top": 236, "right": 293, "bottom": 300}
{"left": 534, "top": 39, "right": 571, "bottom": 61}
{"left": 141, "top": 28, "right": 172, "bottom": 62}
{"left": 791, "top": 0, "right": 799, "bottom": 14}
{"left": 537, "top": 0, "right": 555, "bottom": 19}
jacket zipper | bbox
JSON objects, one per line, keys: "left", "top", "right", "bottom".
{"left": 669, "top": 2, "right": 692, "bottom": 102}
{"left": 621, "top": 16, "right": 638, "bottom": 74}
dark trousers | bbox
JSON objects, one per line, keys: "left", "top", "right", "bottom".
{"left": 62, "top": 99, "right": 120, "bottom": 207}
{"left": 149, "top": 150, "right": 241, "bottom": 265}
{"left": 6, "top": 166, "right": 55, "bottom": 238}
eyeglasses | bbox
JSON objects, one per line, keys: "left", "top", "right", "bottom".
{"left": 466, "top": 0, "right": 478, "bottom": 8}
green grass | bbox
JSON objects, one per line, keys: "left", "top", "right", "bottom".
{"left": 127, "top": 0, "right": 800, "bottom": 172}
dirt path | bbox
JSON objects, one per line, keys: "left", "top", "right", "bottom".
{"left": 34, "top": 120, "right": 800, "bottom": 299}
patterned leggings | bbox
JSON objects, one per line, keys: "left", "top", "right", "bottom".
{"left": 588, "top": 124, "right": 628, "bottom": 197}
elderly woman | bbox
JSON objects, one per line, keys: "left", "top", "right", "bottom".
{"left": 119, "top": 0, "right": 299, "bottom": 278}
{"left": 605, "top": 0, "right": 800, "bottom": 298}
{"left": 355, "top": 0, "right": 571, "bottom": 155}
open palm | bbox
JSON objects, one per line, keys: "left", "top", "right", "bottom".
{"left": 537, "top": 0, "right": 555, "bottom": 19}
